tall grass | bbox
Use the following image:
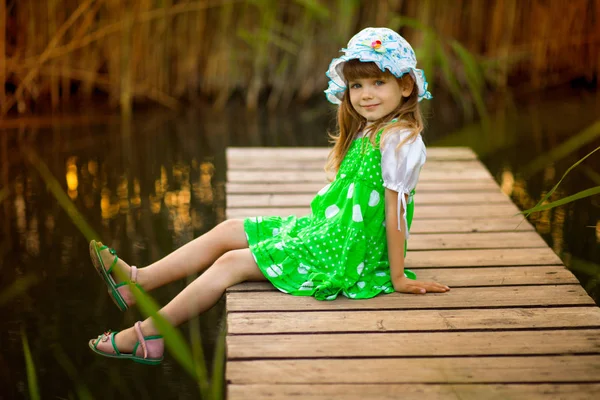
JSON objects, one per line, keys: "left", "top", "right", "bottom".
{"left": 21, "top": 328, "right": 41, "bottom": 400}
{"left": 17, "top": 140, "right": 228, "bottom": 398}
{"left": 518, "top": 144, "right": 600, "bottom": 217}
{"left": 1, "top": 0, "right": 598, "bottom": 116}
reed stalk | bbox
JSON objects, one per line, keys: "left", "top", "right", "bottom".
{"left": 2, "top": 0, "right": 94, "bottom": 115}
{"left": 120, "top": 9, "right": 133, "bottom": 118}
{"left": 1, "top": 0, "right": 598, "bottom": 115}
{"left": 21, "top": 328, "right": 41, "bottom": 400}
{"left": 0, "top": 0, "right": 7, "bottom": 108}
{"left": 47, "top": 0, "right": 59, "bottom": 109}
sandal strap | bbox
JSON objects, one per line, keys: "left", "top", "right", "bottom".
{"left": 134, "top": 321, "right": 148, "bottom": 359}
{"left": 93, "top": 331, "right": 121, "bottom": 355}
{"left": 107, "top": 254, "right": 119, "bottom": 274}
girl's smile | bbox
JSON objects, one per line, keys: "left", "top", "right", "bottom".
{"left": 348, "top": 76, "right": 403, "bottom": 121}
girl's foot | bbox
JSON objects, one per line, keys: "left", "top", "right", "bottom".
{"left": 89, "top": 240, "right": 139, "bottom": 311}
{"left": 89, "top": 321, "right": 164, "bottom": 365}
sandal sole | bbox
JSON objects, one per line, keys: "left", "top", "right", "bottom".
{"left": 89, "top": 240, "right": 128, "bottom": 312}
{"left": 88, "top": 340, "right": 162, "bottom": 365}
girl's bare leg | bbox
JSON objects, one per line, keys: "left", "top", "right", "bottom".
{"left": 113, "top": 248, "right": 265, "bottom": 352}
{"left": 132, "top": 219, "right": 248, "bottom": 291}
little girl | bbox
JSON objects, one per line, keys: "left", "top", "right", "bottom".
{"left": 88, "top": 27, "right": 450, "bottom": 364}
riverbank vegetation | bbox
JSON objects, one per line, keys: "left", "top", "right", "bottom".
{"left": 1, "top": 0, "right": 598, "bottom": 117}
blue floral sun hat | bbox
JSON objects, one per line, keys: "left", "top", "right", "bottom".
{"left": 325, "top": 27, "right": 432, "bottom": 105}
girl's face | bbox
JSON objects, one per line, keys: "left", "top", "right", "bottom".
{"left": 347, "top": 74, "right": 413, "bottom": 122}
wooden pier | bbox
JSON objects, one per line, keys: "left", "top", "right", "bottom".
{"left": 225, "top": 147, "right": 600, "bottom": 399}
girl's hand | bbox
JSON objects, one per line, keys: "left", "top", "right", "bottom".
{"left": 393, "top": 276, "right": 450, "bottom": 294}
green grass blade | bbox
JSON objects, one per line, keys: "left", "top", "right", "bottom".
{"left": 52, "top": 345, "right": 94, "bottom": 400}
{"left": 188, "top": 314, "right": 209, "bottom": 397}
{"left": 21, "top": 328, "right": 40, "bottom": 400}
{"left": 519, "top": 186, "right": 600, "bottom": 215}
{"left": 524, "top": 145, "right": 600, "bottom": 218}
{"left": 581, "top": 165, "right": 600, "bottom": 185}
{"left": 0, "top": 274, "right": 39, "bottom": 306}
{"left": 210, "top": 324, "right": 227, "bottom": 400}
{"left": 450, "top": 40, "right": 491, "bottom": 131}
{"left": 388, "top": 14, "right": 434, "bottom": 34}
{"left": 436, "top": 41, "right": 472, "bottom": 120}
{"left": 293, "top": 0, "right": 330, "bottom": 19}
{"left": 21, "top": 146, "right": 99, "bottom": 242}
{"left": 128, "top": 284, "right": 208, "bottom": 385}
{"left": 522, "top": 121, "right": 600, "bottom": 177}
{"left": 263, "top": 30, "right": 299, "bottom": 55}
{"left": 417, "top": 31, "right": 435, "bottom": 93}
{"left": 568, "top": 257, "right": 600, "bottom": 277}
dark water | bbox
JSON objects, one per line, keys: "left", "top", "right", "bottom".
{"left": 1, "top": 88, "right": 599, "bottom": 399}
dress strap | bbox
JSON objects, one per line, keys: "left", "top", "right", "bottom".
{"left": 397, "top": 191, "right": 410, "bottom": 240}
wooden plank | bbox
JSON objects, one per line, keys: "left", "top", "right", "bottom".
{"left": 229, "top": 266, "right": 580, "bottom": 292}
{"left": 228, "top": 169, "right": 494, "bottom": 182}
{"left": 228, "top": 383, "right": 600, "bottom": 400}
{"left": 225, "top": 147, "right": 600, "bottom": 395}
{"left": 410, "top": 218, "right": 534, "bottom": 233}
{"left": 227, "top": 160, "right": 487, "bottom": 171}
{"left": 227, "top": 329, "right": 600, "bottom": 359}
{"left": 408, "top": 232, "right": 548, "bottom": 250}
{"left": 227, "top": 307, "right": 600, "bottom": 334}
{"left": 227, "top": 191, "right": 511, "bottom": 207}
{"left": 227, "top": 355, "right": 600, "bottom": 383}
{"left": 227, "top": 181, "right": 502, "bottom": 193}
{"left": 227, "top": 147, "right": 478, "bottom": 161}
{"left": 226, "top": 285, "right": 595, "bottom": 312}
{"left": 226, "top": 203, "right": 521, "bottom": 219}
{"left": 408, "top": 248, "right": 562, "bottom": 267}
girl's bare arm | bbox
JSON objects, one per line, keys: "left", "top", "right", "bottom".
{"left": 385, "top": 188, "right": 450, "bottom": 294}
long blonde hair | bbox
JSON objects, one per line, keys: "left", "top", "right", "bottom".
{"left": 325, "top": 60, "right": 425, "bottom": 174}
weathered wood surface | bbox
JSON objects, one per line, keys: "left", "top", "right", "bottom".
{"left": 225, "top": 146, "right": 600, "bottom": 400}
{"left": 228, "top": 384, "right": 600, "bottom": 400}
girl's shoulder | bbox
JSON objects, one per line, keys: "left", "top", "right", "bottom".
{"left": 379, "top": 127, "right": 422, "bottom": 148}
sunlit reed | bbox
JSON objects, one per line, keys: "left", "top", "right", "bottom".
{"left": 1, "top": 0, "right": 597, "bottom": 116}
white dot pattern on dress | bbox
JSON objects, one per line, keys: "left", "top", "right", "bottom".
{"left": 357, "top": 262, "right": 364, "bottom": 275}
{"left": 245, "top": 128, "right": 418, "bottom": 301}
{"left": 318, "top": 183, "right": 331, "bottom": 196}
{"left": 369, "top": 190, "right": 380, "bottom": 207}
{"left": 325, "top": 205, "right": 340, "bottom": 219}
{"left": 298, "top": 263, "right": 310, "bottom": 274}
{"left": 352, "top": 204, "right": 363, "bottom": 222}
{"left": 266, "top": 264, "right": 283, "bottom": 277}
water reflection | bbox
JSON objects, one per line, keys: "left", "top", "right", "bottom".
{"left": 1, "top": 91, "right": 599, "bottom": 398}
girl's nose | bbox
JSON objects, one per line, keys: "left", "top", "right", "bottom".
{"left": 361, "top": 87, "right": 374, "bottom": 99}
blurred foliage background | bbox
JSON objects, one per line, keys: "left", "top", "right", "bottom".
{"left": 1, "top": 0, "right": 598, "bottom": 116}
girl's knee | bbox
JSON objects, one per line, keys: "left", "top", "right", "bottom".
{"left": 213, "top": 249, "right": 263, "bottom": 284}
{"left": 214, "top": 219, "right": 247, "bottom": 251}
{"left": 219, "top": 218, "right": 244, "bottom": 232}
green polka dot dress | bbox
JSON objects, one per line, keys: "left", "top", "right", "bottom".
{"left": 244, "top": 129, "right": 425, "bottom": 300}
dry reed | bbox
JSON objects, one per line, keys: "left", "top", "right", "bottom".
{"left": 1, "top": 0, "right": 598, "bottom": 116}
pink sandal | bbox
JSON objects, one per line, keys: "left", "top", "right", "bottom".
{"left": 89, "top": 240, "right": 139, "bottom": 311}
{"left": 89, "top": 321, "right": 164, "bottom": 365}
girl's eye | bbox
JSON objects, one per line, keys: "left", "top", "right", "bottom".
{"left": 350, "top": 83, "right": 361, "bottom": 89}
{"left": 375, "top": 80, "right": 385, "bottom": 86}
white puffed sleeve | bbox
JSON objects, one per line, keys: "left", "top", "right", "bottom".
{"left": 380, "top": 129, "right": 427, "bottom": 239}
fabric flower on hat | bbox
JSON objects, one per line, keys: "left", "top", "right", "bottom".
{"left": 324, "top": 27, "right": 432, "bottom": 105}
